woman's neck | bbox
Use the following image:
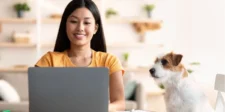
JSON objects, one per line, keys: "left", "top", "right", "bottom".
{"left": 68, "top": 44, "right": 92, "bottom": 58}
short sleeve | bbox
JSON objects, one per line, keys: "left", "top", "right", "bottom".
{"left": 107, "top": 55, "right": 125, "bottom": 75}
{"left": 35, "top": 52, "right": 52, "bottom": 67}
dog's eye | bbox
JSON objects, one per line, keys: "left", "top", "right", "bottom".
{"left": 161, "top": 59, "right": 168, "bottom": 65}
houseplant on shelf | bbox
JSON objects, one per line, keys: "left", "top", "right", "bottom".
{"left": 143, "top": 4, "right": 155, "bottom": 18}
{"left": 122, "top": 52, "right": 129, "bottom": 67}
{"left": 187, "top": 62, "right": 201, "bottom": 74}
{"left": 105, "top": 8, "right": 118, "bottom": 19}
{"left": 14, "top": 3, "right": 30, "bottom": 18}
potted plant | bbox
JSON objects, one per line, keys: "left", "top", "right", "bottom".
{"left": 144, "top": 4, "right": 155, "bottom": 18}
{"left": 187, "top": 62, "right": 201, "bottom": 74}
{"left": 122, "top": 52, "right": 129, "bottom": 67}
{"left": 105, "top": 8, "right": 118, "bottom": 19}
{"left": 14, "top": 3, "right": 30, "bottom": 18}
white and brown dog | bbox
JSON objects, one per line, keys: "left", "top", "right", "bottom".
{"left": 149, "top": 52, "right": 214, "bottom": 112}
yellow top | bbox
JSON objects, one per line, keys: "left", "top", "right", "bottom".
{"left": 35, "top": 50, "right": 125, "bottom": 75}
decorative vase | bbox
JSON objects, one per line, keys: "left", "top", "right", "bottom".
{"left": 17, "top": 10, "right": 24, "bottom": 18}
{"left": 147, "top": 11, "right": 152, "bottom": 18}
{"left": 122, "top": 61, "right": 128, "bottom": 67}
{"left": 139, "top": 34, "right": 146, "bottom": 43}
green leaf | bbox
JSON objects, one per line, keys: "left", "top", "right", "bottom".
{"left": 123, "top": 52, "right": 129, "bottom": 61}
{"left": 189, "top": 62, "right": 200, "bottom": 65}
{"left": 187, "top": 69, "right": 193, "bottom": 74}
{"left": 14, "top": 3, "right": 30, "bottom": 11}
{"left": 144, "top": 4, "right": 155, "bottom": 12}
{"left": 105, "top": 8, "right": 117, "bottom": 18}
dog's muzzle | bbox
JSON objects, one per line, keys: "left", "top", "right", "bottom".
{"left": 149, "top": 68, "right": 159, "bottom": 78}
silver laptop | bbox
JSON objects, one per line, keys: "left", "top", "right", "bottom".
{"left": 28, "top": 67, "right": 109, "bottom": 112}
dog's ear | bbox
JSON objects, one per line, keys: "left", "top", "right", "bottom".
{"left": 172, "top": 54, "right": 183, "bottom": 66}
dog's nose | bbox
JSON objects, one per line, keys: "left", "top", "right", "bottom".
{"left": 149, "top": 68, "right": 155, "bottom": 75}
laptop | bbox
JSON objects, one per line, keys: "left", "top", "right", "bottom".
{"left": 28, "top": 67, "right": 109, "bottom": 112}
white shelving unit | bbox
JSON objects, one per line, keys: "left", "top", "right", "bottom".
{"left": 0, "top": 0, "right": 163, "bottom": 72}
{"left": 0, "top": 42, "right": 36, "bottom": 48}
{"left": 0, "top": 18, "right": 36, "bottom": 24}
{"left": 0, "top": 18, "right": 61, "bottom": 24}
{"left": 105, "top": 18, "right": 162, "bottom": 24}
{"left": 0, "top": 67, "right": 28, "bottom": 73}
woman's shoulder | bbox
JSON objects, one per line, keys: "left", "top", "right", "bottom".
{"left": 94, "top": 50, "right": 117, "bottom": 59}
{"left": 35, "top": 51, "right": 67, "bottom": 67}
{"left": 93, "top": 50, "right": 120, "bottom": 65}
{"left": 42, "top": 51, "right": 67, "bottom": 58}
{"left": 94, "top": 50, "right": 124, "bottom": 75}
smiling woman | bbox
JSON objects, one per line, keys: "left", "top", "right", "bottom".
{"left": 35, "top": 0, "right": 125, "bottom": 111}
{"left": 66, "top": 7, "right": 98, "bottom": 48}
{"left": 53, "top": 0, "right": 106, "bottom": 53}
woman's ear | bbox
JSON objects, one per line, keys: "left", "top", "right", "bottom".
{"left": 94, "top": 24, "right": 99, "bottom": 34}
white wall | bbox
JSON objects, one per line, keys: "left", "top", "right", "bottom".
{"left": 175, "top": 0, "right": 225, "bottom": 85}
{"left": 175, "top": 0, "right": 225, "bottom": 105}
{"left": 191, "top": 0, "right": 225, "bottom": 78}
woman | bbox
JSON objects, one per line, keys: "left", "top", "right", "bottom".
{"left": 35, "top": 0, "right": 125, "bottom": 111}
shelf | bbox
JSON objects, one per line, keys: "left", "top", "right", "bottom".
{"left": 0, "top": 42, "right": 36, "bottom": 48}
{"left": 0, "top": 18, "right": 61, "bottom": 24}
{"left": 41, "top": 43, "right": 163, "bottom": 49}
{"left": 125, "top": 67, "right": 149, "bottom": 72}
{"left": 0, "top": 18, "right": 36, "bottom": 24}
{"left": 41, "top": 18, "right": 162, "bottom": 24}
{"left": 0, "top": 18, "right": 161, "bottom": 24}
{"left": 107, "top": 43, "right": 164, "bottom": 48}
{"left": 42, "top": 18, "right": 61, "bottom": 24}
{"left": 105, "top": 18, "right": 162, "bottom": 24}
{"left": 0, "top": 67, "right": 28, "bottom": 73}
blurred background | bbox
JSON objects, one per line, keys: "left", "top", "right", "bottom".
{"left": 0, "top": 0, "right": 224, "bottom": 112}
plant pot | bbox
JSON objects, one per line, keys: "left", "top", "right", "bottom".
{"left": 122, "top": 61, "right": 128, "bottom": 67}
{"left": 17, "top": 10, "right": 24, "bottom": 18}
{"left": 139, "top": 34, "right": 146, "bottom": 43}
{"left": 106, "top": 14, "right": 117, "bottom": 19}
{"left": 147, "top": 11, "right": 152, "bottom": 18}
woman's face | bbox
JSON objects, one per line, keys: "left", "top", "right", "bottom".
{"left": 66, "top": 7, "right": 98, "bottom": 46}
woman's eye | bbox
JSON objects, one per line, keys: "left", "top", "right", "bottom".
{"left": 84, "top": 22, "right": 91, "bottom": 25}
{"left": 70, "top": 20, "right": 77, "bottom": 23}
{"left": 161, "top": 59, "right": 168, "bottom": 65}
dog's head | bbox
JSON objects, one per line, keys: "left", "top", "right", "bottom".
{"left": 149, "top": 52, "right": 188, "bottom": 83}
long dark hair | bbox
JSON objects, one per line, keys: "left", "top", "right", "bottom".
{"left": 54, "top": 0, "right": 107, "bottom": 52}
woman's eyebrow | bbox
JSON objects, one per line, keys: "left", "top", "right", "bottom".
{"left": 70, "top": 15, "right": 91, "bottom": 19}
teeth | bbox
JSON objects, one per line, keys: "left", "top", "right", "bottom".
{"left": 75, "top": 34, "right": 84, "bottom": 36}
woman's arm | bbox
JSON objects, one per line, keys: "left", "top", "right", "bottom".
{"left": 109, "top": 71, "right": 125, "bottom": 111}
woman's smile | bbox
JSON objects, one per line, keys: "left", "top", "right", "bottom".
{"left": 73, "top": 33, "right": 86, "bottom": 40}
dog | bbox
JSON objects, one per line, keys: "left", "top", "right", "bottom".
{"left": 149, "top": 52, "right": 214, "bottom": 112}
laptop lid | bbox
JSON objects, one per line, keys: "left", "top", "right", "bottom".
{"left": 28, "top": 67, "right": 109, "bottom": 112}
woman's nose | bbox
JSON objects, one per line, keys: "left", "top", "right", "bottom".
{"left": 77, "top": 23, "right": 84, "bottom": 31}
